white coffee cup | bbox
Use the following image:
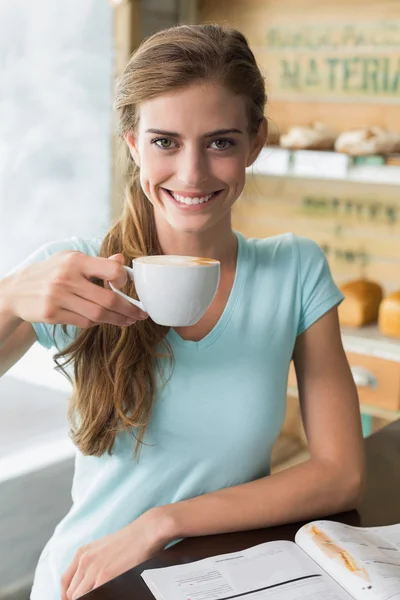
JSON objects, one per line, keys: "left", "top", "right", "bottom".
{"left": 109, "top": 255, "right": 220, "bottom": 327}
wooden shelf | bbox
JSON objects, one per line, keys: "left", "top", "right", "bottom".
{"left": 248, "top": 147, "right": 400, "bottom": 186}
{"left": 341, "top": 325, "right": 400, "bottom": 363}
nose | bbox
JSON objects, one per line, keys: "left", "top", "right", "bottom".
{"left": 177, "top": 146, "right": 208, "bottom": 187}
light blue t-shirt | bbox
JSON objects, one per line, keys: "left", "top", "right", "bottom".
{"left": 27, "top": 231, "right": 343, "bottom": 599}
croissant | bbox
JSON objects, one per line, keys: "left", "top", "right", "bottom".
{"left": 279, "top": 122, "right": 337, "bottom": 150}
{"left": 335, "top": 126, "right": 400, "bottom": 156}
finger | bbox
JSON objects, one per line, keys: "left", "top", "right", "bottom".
{"left": 61, "top": 554, "right": 80, "bottom": 600}
{"left": 59, "top": 253, "right": 148, "bottom": 321}
{"left": 61, "top": 294, "right": 139, "bottom": 327}
{"left": 108, "top": 253, "right": 124, "bottom": 263}
{"left": 79, "top": 254, "right": 128, "bottom": 284}
{"left": 66, "top": 568, "right": 85, "bottom": 600}
{"left": 46, "top": 308, "right": 96, "bottom": 329}
{"left": 107, "top": 254, "right": 128, "bottom": 289}
{"left": 71, "top": 575, "right": 96, "bottom": 600}
{"left": 69, "top": 279, "right": 147, "bottom": 321}
{"left": 71, "top": 275, "right": 148, "bottom": 320}
{"left": 107, "top": 272, "right": 129, "bottom": 290}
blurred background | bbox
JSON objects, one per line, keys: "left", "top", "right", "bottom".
{"left": 0, "top": 1, "right": 399, "bottom": 598}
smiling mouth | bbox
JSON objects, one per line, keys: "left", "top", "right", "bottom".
{"left": 163, "top": 189, "right": 222, "bottom": 205}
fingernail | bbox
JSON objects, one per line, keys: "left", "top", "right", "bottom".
{"left": 139, "top": 312, "right": 148, "bottom": 320}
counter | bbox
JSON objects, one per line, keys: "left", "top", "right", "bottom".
{"left": 341, "top": 325, "right": 400, "bottom": 362}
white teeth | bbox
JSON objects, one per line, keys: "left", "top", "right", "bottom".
{"left": 169, "top": 191, "right": 215, "bottom": 205}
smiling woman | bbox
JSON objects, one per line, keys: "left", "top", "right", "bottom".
{"left": 0, "top": 23, "right": 365, "bottom": 600}
{"left": 125, "top": 83, "right": 254, "bottom": 236}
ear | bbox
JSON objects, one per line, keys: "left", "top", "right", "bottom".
{"left": 125, "top": 130, "right": 141, "bottom": 167}
{"left": 246, "top": 118, "right": 268, "bottom": 167}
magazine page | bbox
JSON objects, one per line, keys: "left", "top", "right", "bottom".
{"left": 142, "top": 539, "right": 353, "bottom": 600}
{"left": 374, "top": 523, "right": 400, "bottom": 551}
{"left": 295, "top": 520, "right": 400, "bottom": 600}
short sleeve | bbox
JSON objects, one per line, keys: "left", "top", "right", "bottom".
{"left": 295, "top": 236, "right": 344, "bottom": 336}
{"left": 7, "top": 236, "right": 102, "bottom": 350}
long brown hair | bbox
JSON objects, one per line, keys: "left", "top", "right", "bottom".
{"left": 55, "top": 24, "right": 267, "bottom": 457}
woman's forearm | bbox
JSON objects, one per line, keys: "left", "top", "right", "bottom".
{"left": 0, "top": 276, "right": 23, "bottom": 349}
{"left": 156, "top": 457, "right": 365, "bottom": 542}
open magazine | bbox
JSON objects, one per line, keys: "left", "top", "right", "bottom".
{"left": 141, "top": 520, "right": 400, "bottom": 600}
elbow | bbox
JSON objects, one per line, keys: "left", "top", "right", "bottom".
{"left": 318, "top": 455, "right": 366, "bottom": 514}
{"left": 337, "top": 465, "right": 366, "bottom": 513}
{"left": 342, "top": 477, "right": 365, "bottom": 512}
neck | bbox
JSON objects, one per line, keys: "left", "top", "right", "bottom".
{"left": 154, "top": 215, "right": 237, "bottom": 269}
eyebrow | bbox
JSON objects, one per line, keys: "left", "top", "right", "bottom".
{"left": 145, "top": 128, "right": 243, "bottom": 137}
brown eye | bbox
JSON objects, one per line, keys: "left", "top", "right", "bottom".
{"left": 210, "top": 139, "right": 234, "bottom": 150}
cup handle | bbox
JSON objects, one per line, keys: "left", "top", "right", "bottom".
{"left": 108, "top": 265, "right": 146, "bottom": 312}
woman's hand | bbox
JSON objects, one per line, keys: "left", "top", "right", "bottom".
{"left": 61, "top": 509, "right": 174, "bottom": 600}
{"left": 2, "top": 251, "right": 147, "bottom": 328}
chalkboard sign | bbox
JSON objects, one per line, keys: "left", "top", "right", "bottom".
{"left": 264, "top": 22, "right": 400, "bottom": 102}
{"left": 201, "top": 0, "right": 400, "bottom": 135}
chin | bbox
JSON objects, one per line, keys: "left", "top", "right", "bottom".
{"left": 168, "top": 215, "right": 215, "bottom": 235}
{"left": 170, "top": 221, "right": 208, "bottom": 234}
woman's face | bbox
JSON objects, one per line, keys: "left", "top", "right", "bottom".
{"left": 126, "top": 82, "right": 265, "bottom": 234}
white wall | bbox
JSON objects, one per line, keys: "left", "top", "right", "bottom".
{"left": 0, "top": 0, "right": 113, "bottom": 276}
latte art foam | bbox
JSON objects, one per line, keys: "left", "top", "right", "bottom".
{"left": 135, "top": 255, "right": 219, "bottom": 266}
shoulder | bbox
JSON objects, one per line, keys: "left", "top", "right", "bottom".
{"left": 242, "top": 232, "right": 324, "bottom": 270}
{"left": 32, "top": 236, "right": 102, "bottom": 259}
{"left": 8, "top": 236, "right": 103, "bottom": 275}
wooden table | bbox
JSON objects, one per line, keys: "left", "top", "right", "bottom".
{"left": 86, "top": 419, "right": 400, "bottom": 600}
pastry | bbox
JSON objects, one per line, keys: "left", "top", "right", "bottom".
{"left": 335, "top": 127, "right": 400, "bottom": 156}
{"left": 279, "top": 122, "right": 337, "bottom": 150}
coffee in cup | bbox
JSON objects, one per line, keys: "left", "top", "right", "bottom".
{"left": 109, "top": 255, "right": 220, "bottom": 327}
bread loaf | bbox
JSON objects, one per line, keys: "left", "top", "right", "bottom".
{"left": 378, "top": 291, "right": 400, "bottom": 338}
{"left": 338, "top": 279, "right": 383, "bottom": 327}
{"left": 279, "top": 121, "right": 337, "bottom": 150}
